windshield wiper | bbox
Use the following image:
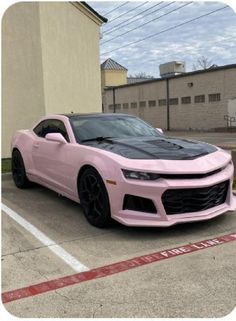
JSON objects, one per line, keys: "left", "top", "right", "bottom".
{"left": 80, "top": 136, "right": 115, "bottom": 143}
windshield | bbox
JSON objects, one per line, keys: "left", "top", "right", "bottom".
{"left": 70, "top": 115, "right": 161, "bottom": 142}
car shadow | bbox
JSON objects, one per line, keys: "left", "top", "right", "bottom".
{"left": 108, "top": 214, "right": 230, "bottom": 239}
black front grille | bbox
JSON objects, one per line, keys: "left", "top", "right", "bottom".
{"left": 162, "top": 180, "right": 229, "bottom": 215}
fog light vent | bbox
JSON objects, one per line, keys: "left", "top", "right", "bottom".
{"left": 123, "top": 194, "right": 157, "bottom": 214}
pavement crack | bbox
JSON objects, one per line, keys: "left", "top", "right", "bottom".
{"left": 54, "top": 291, "right": 71, "bottom": 302}
{"left": 54, "top": 290, "right": 81, "bottom": 304}
{"left": 2, "top": 245, "right": 52, "bottom": 257}
{"left": 37, "top": 269, "right": 50, "bottom": 281}
{"left": 11, "top": 252, "right": 49, "bottom": 282}
{"left": 1, "top": 233, "right": 111, "bottom": 258}
{"left": 92, "top": 303, "right": 103, "bottom": 318}
{"left": 55, "top": 232, "right": 113, "bottom": 246}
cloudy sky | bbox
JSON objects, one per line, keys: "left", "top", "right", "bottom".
{"left": 88, "top": 1, "right": 236, "bottom": 77}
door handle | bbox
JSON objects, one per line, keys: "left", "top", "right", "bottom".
{"left": 33, "top": 143, "right": 39, "bottom": 148}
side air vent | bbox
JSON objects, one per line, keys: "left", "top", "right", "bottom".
{"left": 123, "top": 194, "right": 157, "bottom": 214}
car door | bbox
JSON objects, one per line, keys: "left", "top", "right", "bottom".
{"left": 32, "top": 119, "right": 74, "bottom": 195}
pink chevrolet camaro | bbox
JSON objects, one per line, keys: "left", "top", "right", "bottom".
{"left": 11, "top": 113, "right": 236, "bottom": 227}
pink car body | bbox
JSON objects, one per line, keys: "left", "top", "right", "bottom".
{"left": 11, "top": 114, "right": 236, "bottom": 227}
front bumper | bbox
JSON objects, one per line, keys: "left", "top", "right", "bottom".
{"left": 106, "top": 162, "right": 236, "bottom": 227}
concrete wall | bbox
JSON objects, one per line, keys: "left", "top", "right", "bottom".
{"left": 103, "top": 67, "right": 236, "bottom": 130}
{"left": 168, "top": 69, "right": 234, "bottom": 130}
{"left": 104, "top": 81, "right": 167, "bottom": 128}
{"left": 2, "top": 2, "right": 45, "bottom": 158}
{"left": 2, "top": 2, "right": 103, "bottom": 157}
{"left": 39, "top": 2, "right": 102, "bottom": 114}
{"left": 227, "top": 98, "right": 236, "bottom": 126}
{"left": 101, "top": 69, "right": 127, "bottom": 90}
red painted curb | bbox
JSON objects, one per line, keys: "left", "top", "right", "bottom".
{"left": 2, "top": 233, "right": 236, "bottom": 304}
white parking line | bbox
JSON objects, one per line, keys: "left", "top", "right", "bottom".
{"left": 2, "top": 203, "right": 89, "bottom": 273}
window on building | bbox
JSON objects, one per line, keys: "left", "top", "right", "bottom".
{"left": 131, "top": 102, "right": 137, "bottom": 108}
{"left": 115, "top": 104, "right": 121, "bottom": 110}
{"left": 181, "top": 96, "right": 191, "bottom": 104}
{"left": 158, "top": 99, "right": 166, "bottom": 106}
{"left": 148, "top": 100, "right": 156, "bottom": 107}
{"left": 139, "top": 101, "right": 146, "bottom": 108}
{"left": 194, "top": 95, "right": 205, "bottom": 103}
{"left": 123, "top": 103, "right": 129, "bottom": 109}
{"left": 209, "top": 93, "right": 221, "bottom": 102}
{"left": 109, "top": 104, "right": 114, "bottom": 110}
{"left": 169, "top": 98, "right": 179, "bottom": 105}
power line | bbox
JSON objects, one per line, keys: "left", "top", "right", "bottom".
{"left": 101, "top": 35, "right": 236, "bottom": 64}
{"left": 101, "top": 5, "right": 229, "bottom": 56}
{"left": 101, "top": 2, "right": 190, "bottom": 45}
{"left": 100, "top": 35, "right": 236, "bottom": 73}
{"left": 103, "top": 2, "right": 165, "bottom": 35}
{"left": 106, "top": 2, "right": 149, "bottom": 24}
{"left": 102, "top": 2, "right": 130, "bottom": 16}
{"left": 146, "top": 36, "right": 236, "bottom": 66}
{"left": 101, "top": 36, "right": 236, "bottom": 76}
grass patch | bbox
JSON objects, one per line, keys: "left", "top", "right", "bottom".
{"left": 2, "top": 158, "right": 11, "bottom": 173}
{"left": 233, "top": 179, "right": 236, "bottom": 190}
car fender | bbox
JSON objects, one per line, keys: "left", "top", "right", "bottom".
{"left": 77, "top": 150, "right": 121, "bottom": 183}
{"left": 11, "top": 130, "right": 35, "bottom": 173}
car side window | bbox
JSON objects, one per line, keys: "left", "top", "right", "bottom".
{"left": 33, "top": 119, "right": 70, "bottom": 142}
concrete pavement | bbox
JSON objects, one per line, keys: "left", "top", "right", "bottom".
{"left": 2, "top": 174, "right": 236, "bottom": 318}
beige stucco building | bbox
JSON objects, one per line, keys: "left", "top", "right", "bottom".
{"left": 2, "top": 2, "right": 106, "bottom": 158}
{"left": 103, "top": 63, "right": 236, "bottom": 131}
{"left": 101, "top": 58, "right": 128, "bottom": 90}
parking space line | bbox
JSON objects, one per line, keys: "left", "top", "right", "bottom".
{"left": 2, "top": 203, "right": 88, "bottom": 273}
{"left": 2, "top": 232, "right": 236, "bottom": 304}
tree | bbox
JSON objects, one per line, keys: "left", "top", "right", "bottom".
{"left": 128, "top": 72, "right": 154, "bottom": 79}
{"left": 192, "top": 56, "right": 216, "bottom": 71}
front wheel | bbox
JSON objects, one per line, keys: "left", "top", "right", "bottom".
{"left": 12, "top": 149, "right": 31, "bottom": 188}
{"left": 78, "top": 168, "right": 111, "bottom": 228}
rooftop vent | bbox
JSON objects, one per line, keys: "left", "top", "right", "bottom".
{"left": 159, "top": 61, "right": 186, "bottom": 78}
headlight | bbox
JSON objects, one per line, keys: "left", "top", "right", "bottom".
{"left": 122, "top": 169, "right": 161, "bottom": 180}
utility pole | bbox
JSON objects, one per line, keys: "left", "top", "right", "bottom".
{"left": 112, "top": 87, "right": 116, "bottom": 113}
{"left": 166, "top": 78, "right": 170, "bottom": 131}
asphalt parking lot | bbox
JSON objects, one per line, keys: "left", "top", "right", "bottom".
{"left": 166, "top": 131, "right": 236, "bottom": 150}
{"left": 2, "top": 169, "right": 236, "bottom": 318}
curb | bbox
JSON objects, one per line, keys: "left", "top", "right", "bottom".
{"left": 217, "top": 146, "right": 235, "bottom": 150}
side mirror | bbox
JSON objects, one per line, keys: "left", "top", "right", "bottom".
{"left": 45, "top": 133, "right": 67, "bottom": 144}
{"left": 156, "top": 128, "right": 163, "bottom": 134}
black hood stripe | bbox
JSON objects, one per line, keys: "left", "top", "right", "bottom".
{"left": 82, "top": 136, "right": 217, "bottom": 160}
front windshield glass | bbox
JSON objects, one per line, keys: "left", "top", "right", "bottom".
{"left": 70, "top": 115, "right": 161, "bottom": 142}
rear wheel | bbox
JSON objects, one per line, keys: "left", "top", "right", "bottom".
{"left": 12, "top": 149, "right": 31, "bottom": 188}
{"left": 78, "top": 168, "right": 111, "bottom": 228}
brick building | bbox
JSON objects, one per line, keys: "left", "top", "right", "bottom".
{"left": 102, "top": 62, "right": 236, "bottom": 131}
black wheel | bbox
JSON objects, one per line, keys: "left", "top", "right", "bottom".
{"left": 12, "top": 149, "right": 31, "bottom": 188}
{"left": 78, "top": 168, "right": 111, "bottom": 228}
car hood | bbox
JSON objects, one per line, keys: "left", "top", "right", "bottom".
{"left": 83, "top": 136, "right": 217, "bottom": 160}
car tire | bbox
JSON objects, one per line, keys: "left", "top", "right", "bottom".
{"left": 78, "top": 167, "right": 111, "bottom": 228}
{"left": 12, "top": 149, "right": 31, "bottom": 189}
